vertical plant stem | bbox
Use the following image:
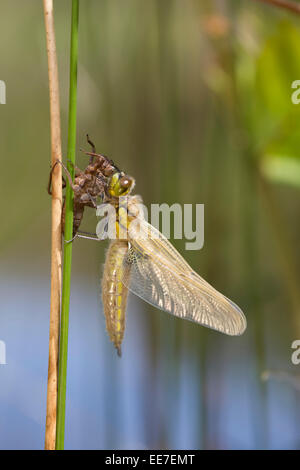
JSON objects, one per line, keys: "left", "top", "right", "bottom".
{"left": 56, "top": 0, "right": 79, "bottom": 450}
{"left": 43, "top": 0, "right": 63, "bottom": 451}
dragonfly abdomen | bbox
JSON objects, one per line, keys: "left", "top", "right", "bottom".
{"left": 102, "top": 240, "right": 130, "bottom": 356}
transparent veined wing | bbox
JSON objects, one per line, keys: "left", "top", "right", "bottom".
{"left": 121, "top": 216, "right": 246, "bottom": 336}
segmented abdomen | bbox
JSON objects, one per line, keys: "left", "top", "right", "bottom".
{"left": 102, "top": 240, "right": 130, "bottom": 356}
{"left": 61, "top": 200, "right": 84, "bottom": 236}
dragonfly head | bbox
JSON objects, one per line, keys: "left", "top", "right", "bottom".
{"left": 108, "top": 172, "right": 135, "bottom": 197}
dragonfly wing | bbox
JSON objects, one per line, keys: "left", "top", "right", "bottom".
{"left": 122, "top": 218, "right": 246, "bottom": 336}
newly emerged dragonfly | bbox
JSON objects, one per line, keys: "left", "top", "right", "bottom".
{"left": 69, "top": 145, "right": 247, "bottom": 356}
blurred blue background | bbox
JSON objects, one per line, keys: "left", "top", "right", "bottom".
{"left": 1, "top": 0, "right": 300, "bottom": 449}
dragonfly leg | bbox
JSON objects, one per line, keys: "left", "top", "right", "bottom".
{"left": 66, "top": 158, "right": 84, "bottom": 176}
{"left": 64, "top": 233, "right": 78, "bottom": 244}
{"left": 65, "top": 230, "right": 100, "bottom": 243}
{"left": 88, "top": 193, "right": 97, "bottom": 208}
{"left": 86, "top": 134, "right": 96, "bottom": 153}
{"left": 73, "top": 234, "right": 101, "bottom": 242}
{"left": 86, "top": 134, "right": 96, "bottom": 163}
{"left": 55, "top": 159, "right": 78, "bottom": 192}
{"left": 48, "top": 162, "right": 66, "bottom": 195}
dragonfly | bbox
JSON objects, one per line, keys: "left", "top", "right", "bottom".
{"left": 67, "top": 145, "right": 247, "bottom": 357}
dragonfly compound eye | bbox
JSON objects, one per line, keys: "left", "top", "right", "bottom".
{"left": 109, "top": 173, "right": 135, "bottom": 197}
{"left": 120, "top": 176, "right": 131, "bottom": 189}
{"left": 119, "top": 175, "right": 135, "bottom": 195}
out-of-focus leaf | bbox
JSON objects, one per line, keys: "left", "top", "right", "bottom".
{"left": 261, "top": 155, "right": 300, "bottom": 188}
{"left": 256, "top": 22, "right": 300, "bottom": 113}
{"left": 237, "top": 20, "right": 300, "bottom": 154}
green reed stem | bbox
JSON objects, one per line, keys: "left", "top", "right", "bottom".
{"left": 56, "top": 0, "right": 79, "bottom": 450}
